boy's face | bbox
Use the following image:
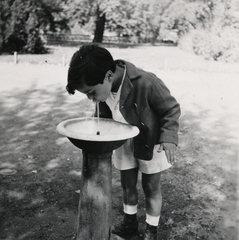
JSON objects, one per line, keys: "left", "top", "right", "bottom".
{"left": 76, "top": 74, "right": 112, "bottom": 103}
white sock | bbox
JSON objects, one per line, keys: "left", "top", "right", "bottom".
{"left": 123, "top": 203, "right": 138, "bottom": 215}
{"left": 146, "top": 213, "right": 160, "bottom": 226}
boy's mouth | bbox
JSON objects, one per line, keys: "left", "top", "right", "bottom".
{"left": 93, "top": 99, "right": 100, "bottom": 104}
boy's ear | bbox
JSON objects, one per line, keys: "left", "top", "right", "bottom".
{"left": 106, "top": 70, "right": 113, "bottom": 81}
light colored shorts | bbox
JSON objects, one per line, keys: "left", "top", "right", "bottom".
{"left": 113, "top": 139, "right": 172, "bottom": 174}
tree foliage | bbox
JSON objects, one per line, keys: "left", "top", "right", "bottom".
{"left": 1, "top": 0, "right": 238, "bottom": 61}
{"left": 180, "top": 0, "right": 239, "bottom": 62}
{"left": 103, "top": 0, "right": 178, "bottom": 43}
{"left": 0, "top": 0, "right": 69, "bottom": 54}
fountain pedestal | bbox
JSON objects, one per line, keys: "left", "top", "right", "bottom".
{"left": 57, "top": 118, "right": 139, "bottom": 240}
{"left": 78, "top": 151, "right": 113, "bottom": 239}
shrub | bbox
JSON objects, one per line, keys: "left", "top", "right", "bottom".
{"left": 179, "top": 27, "right": 239, "bottom": 62}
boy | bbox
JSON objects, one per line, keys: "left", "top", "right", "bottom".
{"left": 66, "top": 44, "right": 180, "bottom": 240}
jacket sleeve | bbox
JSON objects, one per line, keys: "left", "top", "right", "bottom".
{"left": 149, "top": 78, "right": 181, "bottom": 145}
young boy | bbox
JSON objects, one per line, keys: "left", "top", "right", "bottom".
{"left": 66, "top": 44, "right": 180, "bottom": 240}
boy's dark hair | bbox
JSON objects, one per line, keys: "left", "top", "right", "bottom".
{"left": 66, "top": 44, "right": 116, "bottom": 95}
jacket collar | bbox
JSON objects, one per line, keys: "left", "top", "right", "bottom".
{"left": 115, "top": 60, "right": 141, "bottom": 80}
{"left": 115, "top": 60, "right": 141, "bottom": 109}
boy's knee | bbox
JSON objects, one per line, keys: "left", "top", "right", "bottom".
{"left": 143, "top": 182, "right": 161, "bottom": 196}
{"left": 142, "top": 174, "right": 161, "bottom": 196}
{"left": 121, "top": 179, "right": 137, "bottom": 191}
{"left": 120, "top": 168, "right": 138, "bottom": 190}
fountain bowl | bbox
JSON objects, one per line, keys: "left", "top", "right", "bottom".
{"left": 56, "top": 117, "right": 139, "bottom": 154}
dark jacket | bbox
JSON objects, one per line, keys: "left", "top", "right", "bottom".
{"left": 98, "top": 60, "right": 181, "bottom": 160}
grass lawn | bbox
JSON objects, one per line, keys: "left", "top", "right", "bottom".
{"left": 0, "top": 45, "right": 238, "bottom": 240}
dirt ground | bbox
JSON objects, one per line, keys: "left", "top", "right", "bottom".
{"left": 0, "top": 46, "right": 238, "bottom": 240}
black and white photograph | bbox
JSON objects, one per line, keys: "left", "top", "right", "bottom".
{"left": 0, "top": 0, "right": 238, "bottom": 239}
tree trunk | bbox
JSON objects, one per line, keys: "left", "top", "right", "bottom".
{"left": 0, "top": 27, "right": 3, "bottom": 52}
{"left": 150, "top": 26, "right": 159, "bottom": 45}
{"left": 93, "top": 6, "right": 106, "bottom": 43}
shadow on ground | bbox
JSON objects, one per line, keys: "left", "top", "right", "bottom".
{"left": 0, "top": 83, "right": 238, "bottom": 240}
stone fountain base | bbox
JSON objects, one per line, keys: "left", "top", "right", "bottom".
{"left": 56, "top": 117, "right": 139, "bottom": 239}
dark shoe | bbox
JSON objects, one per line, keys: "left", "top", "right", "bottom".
{"left": 111, "top": 216, "right": 138, "bottom": 236}
{"left": 144, "top": 224, "right": 158, "bottom": 240}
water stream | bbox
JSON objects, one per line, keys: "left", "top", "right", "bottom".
{"left": 96, "top": 102, "right": 100, "bottom": 135}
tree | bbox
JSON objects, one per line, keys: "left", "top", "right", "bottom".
{"left": 93, "top": 3, "right": 106, "bottom": 42}
{"left": 141, "top": 0, "right": 176, "bottom": 44}
{"left": 161, "top": 0, "right": 201, "bottom": 36}
{"left": 65, "top": 0, "right": 178, "bottom": 44}
{"left": 0, "top": 0, "right": 14, "bottom": 52}
{"left": 105, "top": 0, "right": 178, "bottom": 44}
{"left": 176, "top": 0, "right": 239, "bottom": 62}
{"left": 0, "top": 0, "right": 69, "bottom": 54}
{"left": 105, "top": 0, "right": 144, "bottom": 38}
{"left": 66, "top": 0, "right": 113, "bottom": 43}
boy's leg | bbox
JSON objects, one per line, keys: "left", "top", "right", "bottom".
{"left": 142, "top": 172, "right": 162, "bottom": 217}
{"left": 121, "top": 168, "right": 139, "bottom": 206}
{"left": 112, "top": 168, "right": 139, "bottom": 236}
{"left": 142, "top": 172, "right": 162, "bottom": 240}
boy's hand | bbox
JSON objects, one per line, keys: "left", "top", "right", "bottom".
{"left": 157, "top": 143, "right": 177, "bottom": 165}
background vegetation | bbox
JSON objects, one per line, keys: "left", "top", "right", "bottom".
{"left": 0, "top": 0, "right": 239, "bottom": 62}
